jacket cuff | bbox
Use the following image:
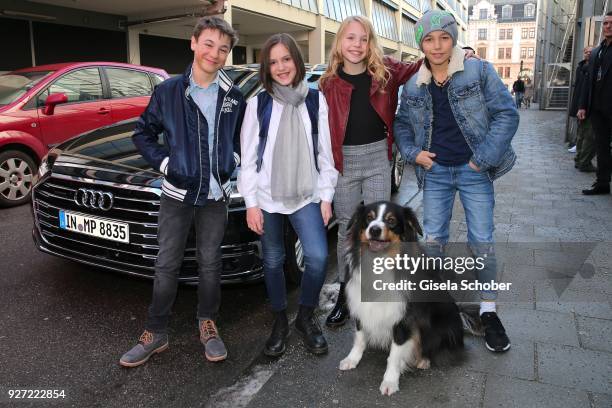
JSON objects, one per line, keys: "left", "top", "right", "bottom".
{"left": 470, "top": 155, "right": 491, "bottom": 172}
{"left": 244, "top": 196, "right": 258, "bottom": 208}
{"left": 319, "top": 188, "right": 334, "bottom": 203}
{"left": 159, "top": 157, "right": 169, "bottom": 175}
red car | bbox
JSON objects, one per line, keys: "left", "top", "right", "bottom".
{"left": 0, "top": 62, "right": 169, "bottom": 207}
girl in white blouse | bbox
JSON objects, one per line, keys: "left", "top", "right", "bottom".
{"left": 238, "top": 33, "right": 338, "bottom": 357}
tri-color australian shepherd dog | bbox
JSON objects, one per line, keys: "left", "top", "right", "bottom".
{"left": 339, "top": 201, "right": 475, "bottom": 396}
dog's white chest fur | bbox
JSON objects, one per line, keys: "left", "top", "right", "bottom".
{"left": 345, "top": 276, "right": 405, "bottom": 348}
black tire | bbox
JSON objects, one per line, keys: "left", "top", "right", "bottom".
{"left": 283, "top": 224, "right": 304, "bottom": 287}
{"left": 391, "top": 149, "right": 404, "bottom": 193}
{"left": 0, "top": 150, "right": 38, "bottom": 208}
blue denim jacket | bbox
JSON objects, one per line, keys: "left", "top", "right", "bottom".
{"left": 394, "top": 46, "right": 519, "bottom": 188}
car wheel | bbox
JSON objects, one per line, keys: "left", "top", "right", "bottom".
{"left": 283, "top": 224, "right": 304, "bottom": 286}
{"left": 391, "top": 150, "right": 404, "bottom": 193}
{"left": 0, "top": 150, "right": 38, "bottom": 208}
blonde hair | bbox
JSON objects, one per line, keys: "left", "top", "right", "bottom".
{"left": 320, "top": 16, "right": 390, "bottom": 91}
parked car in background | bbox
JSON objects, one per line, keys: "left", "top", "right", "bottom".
{"left": 0, "top": 62, "right": 169, "bottom": 207}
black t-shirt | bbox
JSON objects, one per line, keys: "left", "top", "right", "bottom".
{"left": 429, "top": 82, "right": 472, "bottom": 166}
{"left": 593, "top": 42, "right": 612, "bottom": 114}
{"left": 338, "top": 68, "right": 387, "bottom": 146}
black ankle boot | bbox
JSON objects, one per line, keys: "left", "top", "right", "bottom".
{"left": 325, "top": 282, "right": 349, "bottom": 328}
{"left": 264, "top": 310, "right": 289, "bottom": 357}
{"left": 295, "top": 305, "right": 328, "bottom": 354}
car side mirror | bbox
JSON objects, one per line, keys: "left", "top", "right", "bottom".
{"left": 42, "top": 93, "right": 68, "bottom": 115}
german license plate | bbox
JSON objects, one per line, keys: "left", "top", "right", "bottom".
{"left": 59, "top": 210, "right": 129, "bottom": 243}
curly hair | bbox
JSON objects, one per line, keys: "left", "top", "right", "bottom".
{"left": 319, "top": 16, "right": 389, "bottom": 92}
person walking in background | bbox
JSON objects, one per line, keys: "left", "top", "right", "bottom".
{"left": 577, "top": 11, "right": 612, "bottom": 195}
{"left": 238, "top": 34, "right": 338, "bottom": 356}
{"left": 120, "top": 17, "right": 245, "bottom": 367}
{"left": 571, "top": 47, "right": 596, "bottom": 173}
{"left": 512, "top": 76, "right": 526, "bottom": 109}
{"left": 394, "top": 10, "right": 519, "bottom": 352}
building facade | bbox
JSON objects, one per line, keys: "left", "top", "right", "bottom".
{"left": 468, "top": 0, "right": 537, "bottom": 90}
{"left": 533, "top": 0, "right": 574, "bottom": 109}
{"left": 0, "top": 0, "right": 469, "bottom": 75}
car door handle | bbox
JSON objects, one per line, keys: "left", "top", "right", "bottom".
{"left": 97, "top": 108, "right": 110, "bottom": 115}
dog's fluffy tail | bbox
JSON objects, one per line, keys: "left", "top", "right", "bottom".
{"left": 458, "top": 304, "right": 485, "bottom": 337}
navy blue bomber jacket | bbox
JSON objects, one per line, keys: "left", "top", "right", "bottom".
{"left": 132, "top": 65, "right": 246, "bottom": 206}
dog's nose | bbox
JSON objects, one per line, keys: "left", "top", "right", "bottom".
{"left": 369, "top": 226, "right": 382, "bottom": 239}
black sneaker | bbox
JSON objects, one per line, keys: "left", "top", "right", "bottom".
{"left": 480, "top": 312, "right": 511, "bottom": 352}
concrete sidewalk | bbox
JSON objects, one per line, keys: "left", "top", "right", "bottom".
{"left": 208, "top": 109, "right": 612, "bottom": 408}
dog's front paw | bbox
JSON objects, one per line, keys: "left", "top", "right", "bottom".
{"left": 416, "top": 358, "right": 430, "bottom": 370}
{"left": 379, "top": 380, "right": 399, "bottom": 396}
{"left": 339, "top": 357, "right": 359, "bottom": 371}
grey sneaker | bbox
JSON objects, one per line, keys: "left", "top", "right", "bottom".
{"left": 119, "top": 330, "right": 168, "bottom": 367}
{"left": 199, "top": 319, "right": 227, "bottom": 362}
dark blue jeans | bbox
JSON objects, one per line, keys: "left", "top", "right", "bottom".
{"left": 260, "top": 202, "right": 328, "bottom": 312}
{"left": 145, "top": 194, "right": 227, "bottom": 333}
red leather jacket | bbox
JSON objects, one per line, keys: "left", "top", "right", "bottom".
{"left": 320, "top": 57, "right": 422, "bottom": 173}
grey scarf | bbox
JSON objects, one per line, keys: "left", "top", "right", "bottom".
{"left": 270, "top": 81, "right": 314, "bottom": 208}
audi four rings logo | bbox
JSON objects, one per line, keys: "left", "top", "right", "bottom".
{"left": 74, "top": 189, "right": 114, "bottom": 211}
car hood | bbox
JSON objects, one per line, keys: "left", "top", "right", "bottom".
{"left": 50, "top": 121, "right": 163, "bottom": 189}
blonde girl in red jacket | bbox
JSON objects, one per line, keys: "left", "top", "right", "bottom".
{"left": 319, "top": 16, "right": 422, "bottom": 327}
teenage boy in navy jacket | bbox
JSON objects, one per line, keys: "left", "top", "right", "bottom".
{"left": 120, "top": 17, "right": 245, "bottom": 367}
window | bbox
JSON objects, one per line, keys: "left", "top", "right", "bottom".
{"left": 498, "top": 48, "right": 505, "bottom": 59}
{"left": 529, "top": 28, "right": 535, "bottom": 38}
{"left": 528, "top": 47, "right": 534, "bottom": 57}
{"left": 477, "top": 47, "right": 487, "bottom": 58}
{"left": 478, "top": 28, "right": 487, "bottom": 40}
{"left": 106, "top": 68, "right": 152, "bottom": 98}
{"left": 502, "top": 5, "right": 512, "bottom": 19}
{"left": 479, "top": 8, "right": 488, "bottom": 19}
{"left": 151, "top": 74, "right": 165, "bottom": 86}
{"left": 522, "top": 28, "right": 529, "bottom": 39}
{"left": 39, "top": 68, "right": 103, "bottom": 106}
{"left": 497, "top": 67, "right": 504, "bottom": 77}
{"left": 505, "top": 67, "right": 511, "bottom": 78}
{"left": 525, "top": 3, "right": 535, "bottom": 17}
{"left": 506, "top": 29, "right": 513, "bottom": 39}
{"left": 521, "top": 48, "right": 527, "bottom": 58}
{"left": 505, "top": 48, "right": 512, "bottom": 59}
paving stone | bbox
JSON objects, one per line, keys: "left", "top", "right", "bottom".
{"left": 590, "top": 392, "right": 612, "bottom": 408}
{"left": 577, "top": 316, "right": 612, "bottom": 353}
{"left": 463, "top": 337, "right": 535, "bottom": 380}
{"left": 535, "top": 280, "right": 612, "bottom": 320}
{"left": 482, "top": 375, "right": 590, "bottom": 408}
{"left": 537, "top": 343, "right": 612, "bottom": 394}
{"left": 495, "top": 308, "right": 580, "bottom": 347}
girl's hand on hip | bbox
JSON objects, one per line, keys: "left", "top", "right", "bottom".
{"left": 321, "top": 201, "right": 332, "bottom": 226}
{"left": 246, "top": 207, "right": 264, "bottom": 235}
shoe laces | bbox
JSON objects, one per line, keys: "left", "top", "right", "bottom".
{"left": 200, "top": 320, "right": 218, "bottom": 342}
{"left": 139, "top": 330, "right": 154, "bottom": 345}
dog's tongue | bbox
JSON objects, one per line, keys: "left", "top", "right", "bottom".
{"left": 368, "top": 240, "right": 390, "bottom": 252}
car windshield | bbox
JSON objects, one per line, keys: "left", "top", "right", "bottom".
{"left": 0, "top": 70, "right": 53, "bottom": 106}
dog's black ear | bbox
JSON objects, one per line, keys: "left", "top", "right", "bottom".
{"left": 347, "top": 204, "right": 366, "bottom": 232}
{"left": 403, "top": 206, "right": 423, "bottom": 238}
